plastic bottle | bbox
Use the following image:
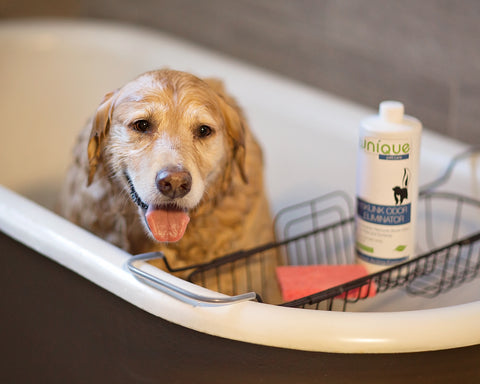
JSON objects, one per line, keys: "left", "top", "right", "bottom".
{"left": 355, "top": 101, "right": 422, "bottom": 273}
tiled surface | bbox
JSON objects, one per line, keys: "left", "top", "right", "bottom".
{"left": 2, "top": 0, "right": 479, "bottom": 144}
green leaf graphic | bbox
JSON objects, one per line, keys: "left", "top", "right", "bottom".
{"left": 356, "top": 242, "right": 374, "bottom": 253}
{"left": 395, "top": 245, "right": 407, "bottom": 252}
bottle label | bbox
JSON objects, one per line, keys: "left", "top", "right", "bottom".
{"left": 361, "top": 137, "right": 411, "bottom": 160}
{"left": 357, "top": 199, "right": 411, "bottom": 226}
{"left": 355, "top": 136, "right": 415, "bottom": 267}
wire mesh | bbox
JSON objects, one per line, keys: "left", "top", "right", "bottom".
{"left": 184, "top": 189, "right": 480, "bottom": 311}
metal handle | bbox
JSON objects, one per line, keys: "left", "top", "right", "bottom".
{"left": 126, "top": 252, "right": 259, "bottom": 306}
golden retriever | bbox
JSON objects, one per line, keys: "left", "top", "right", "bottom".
{"left": 57, "top": 69, "right": 279, "bottom": 301}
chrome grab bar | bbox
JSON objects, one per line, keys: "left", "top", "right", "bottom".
{"left": 126, "top": 252, "right": 259, "bottom": 306}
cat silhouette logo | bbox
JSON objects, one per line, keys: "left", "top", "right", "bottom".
{"left": 393, "top": 168, "right": 410, "bottom": 205}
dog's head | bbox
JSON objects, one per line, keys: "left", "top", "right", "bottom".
{"left": 87, "top": 69, "right": 248, "bottom": 243}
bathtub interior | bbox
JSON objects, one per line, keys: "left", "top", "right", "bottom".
{"left": 1, "top": 21, "right": 365, "bottom": 213}
{"left": 1, "top": 21, "right": 480, "bottom": 353}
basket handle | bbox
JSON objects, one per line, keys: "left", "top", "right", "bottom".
{"left": 420, "top": 146, "right": 479, "bottom": 194}
{"left": 126, "top": 252, "right": 259, "bottom": 306}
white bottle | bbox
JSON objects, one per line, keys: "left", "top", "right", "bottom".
{"left": 355, "top": 101, "right": 422, "bottom": 273}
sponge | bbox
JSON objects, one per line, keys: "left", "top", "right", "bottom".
{"left": 276, "top": 264, "right": 376, "bottom": 302}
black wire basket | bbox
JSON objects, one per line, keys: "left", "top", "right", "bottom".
{"left": 144, "top": 149, "right": 480, "bottom": 311}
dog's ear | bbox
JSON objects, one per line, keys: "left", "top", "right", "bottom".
{"left": 205, "top": 78, "right": 248, "bottom": 184}
{"left": 87, "top": 91, "right": 117, "bottom": 185}
{"left": 222, "top": 100, "right": 248, "bottom": 184}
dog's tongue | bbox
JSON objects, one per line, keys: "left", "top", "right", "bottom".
{"left": 145, "top": 206, "right": 190, "bottom": 243}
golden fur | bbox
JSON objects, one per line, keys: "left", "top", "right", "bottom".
{"left": 57, "top": 69, "right": 279, "bottom": 301}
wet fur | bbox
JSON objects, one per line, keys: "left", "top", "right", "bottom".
{"left": 57, "top": 69, "right": 278, "bottom": 301}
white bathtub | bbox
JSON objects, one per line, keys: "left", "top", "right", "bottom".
{"left": 1, "top": 20, "right": 479, "bottom": 382}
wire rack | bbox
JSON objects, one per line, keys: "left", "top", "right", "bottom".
{"left": 134, "top": 148, "right": 480, "bottom": 311}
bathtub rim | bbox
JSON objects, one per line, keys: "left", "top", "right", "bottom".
{"left": 1, "top": 185, "right": 480, "bottom": 354}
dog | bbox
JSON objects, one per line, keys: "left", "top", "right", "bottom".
{"left": 57, "top": 69, "right": 279, "bottom": 301}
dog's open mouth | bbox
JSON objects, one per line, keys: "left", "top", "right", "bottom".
{"left": 125, "top": 172, "right": 190, "bottom": 242}
{"left": 145, "top": 204, "right": 190, "bottom": 243}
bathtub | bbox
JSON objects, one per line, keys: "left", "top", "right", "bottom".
{"left": 1, "top": 20, "right": 479, "bottom": 383}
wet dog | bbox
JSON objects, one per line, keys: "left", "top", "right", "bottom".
{"left": 57, "top": 69, "right": 278, "bottom": 300}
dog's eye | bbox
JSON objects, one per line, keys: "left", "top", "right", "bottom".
{"left": 195, "top": 125, "right": 213, "bottom": 139}
{"left": 131, "top": 120, "right": 151, "bottom": 133}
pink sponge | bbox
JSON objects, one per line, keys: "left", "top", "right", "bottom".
{"left": 276, "top": 264, "right": 376, "bottom": 302}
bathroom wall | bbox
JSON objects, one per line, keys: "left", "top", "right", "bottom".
{"left": 2, "top": 0, "right": 479, "bottom": 145}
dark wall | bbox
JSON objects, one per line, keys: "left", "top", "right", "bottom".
{"left": 3, "top": 0, "right": 480, "bottom": 144}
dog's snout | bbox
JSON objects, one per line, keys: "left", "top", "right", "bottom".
{"left": 156, "top": 166, "right": 192, "bottom": 199}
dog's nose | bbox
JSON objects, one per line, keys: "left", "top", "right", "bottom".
{"left": 155, "top": 166, "right": 192, "bottom": 199}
